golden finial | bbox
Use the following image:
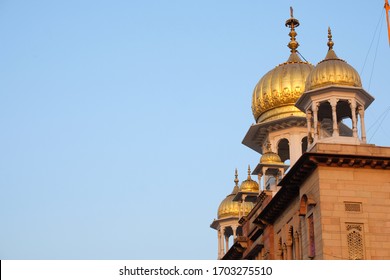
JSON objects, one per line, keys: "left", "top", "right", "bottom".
{"left": 247, "top": 165, "right": 252, "bottom": 179}
{"left": 285, "top": 6, "right": 300, "bottom": 53}
{"left": 327, "top": 27, "right": 334, "bottom": 50}
{"left": 232, "top": 168, "right": 240, "bottom": 194}
{"left": 234, "top": 168, "right": 239, "bottom": 187}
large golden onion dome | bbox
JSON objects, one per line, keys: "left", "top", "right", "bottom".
{"left": 240, "top": 166, "right": 259, "bottom": 193}
{"left": 252, "top": 12, "right": 314, "bottom": 123}
{"left": 218, "top": 170, "right": 254, "bottom": 219}
{"left": 305, "top": 28, "right": 362, "bottom": 91}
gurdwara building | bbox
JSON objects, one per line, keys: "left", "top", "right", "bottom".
{"left": 210, "top": 11, "right": 390, "bottom": 260}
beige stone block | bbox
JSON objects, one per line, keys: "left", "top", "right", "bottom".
{"left": 322, "top": 232, "right": 332, "bottom": 240}
{"left": 354, "top": 191, "right": 372, "bottom": 198}
{"left": 371, "top": 191, "right": 390, "bottom": 198}
{"left": 321, "top": 217, "right": 340, "bottom": 225}
{"left": 339, "top": 190, "right": 357, "bottom": 197}
{"left": 369, "top": 241, "right": 390, "bottom": 248}
{"left": 320, "top": 189, "right": 340, "bottom": 197}
{"left": 320, "top": 202, "right": 335, "bottom": 211}
{"left": 368, "top": 226, "right": 390, "bottom": 234}
{"left": 345, "top": 184, "right": 365, "bottom": 191}
{"left": 330, "top": 233, "right": 341, "bottom": 240}
{"left": 385, "top": 221, "right": 390, "bottom": 227}
{"left": 320, "top": 195, "right": 338, "bottom": 203}
{"left": 333, "top": 204, "right": 345, "bottom": 211}
{"left": 367, "top": 205, "right": 390, "bottom": 213}
{"left": 319, "top": 169, "right": 354, "bottom": 180}
{"left": 323, "top": 246, "right": 342, "bottom": 257}
{"left": 321, "top": 210, "right": 335, "bottom": 216}
{"left": 353, "top": 171, "right": 385, "bottom": 182}
{"left": 322, "top": 239, "right": 342, "bottom": 247}
{"left": 371, "top": 249, "right": 390, "bottom": 258}
{"left": 367, "top": 212, "right": 388, "bottom": 219}
{"left": 323, "top": 224, "right": 341, "bottom": 232}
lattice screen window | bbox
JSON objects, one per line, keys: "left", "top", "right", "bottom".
{"left": 346, "top": 224, "right": 364, "bottom": 260}
{"left": 344, "top": 202, "right": 362, "bottom": 212}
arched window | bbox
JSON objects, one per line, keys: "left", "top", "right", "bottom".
{"left": 236, "top": 226, "right": 243, "bottom": 237}
{"left": 318, "top": 101, "right": 333, "bottom": 137}
{"left": 299, "top": 195, "right": 308, "bottom": 216}
{"left": 278, "top": 138, "right": 290, "bottom": 163}
{"left": 337, "top": 100, "right": 353, "bottom": 136}
{"left": 301, "top": 136, "right": 308, "bottom": 153}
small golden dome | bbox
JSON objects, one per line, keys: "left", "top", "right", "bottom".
{"left": 251, "top": 11, "right": 314, "bottom": 123}
{"left": 217, "top": 169, "right": 254, "bottom": 219}
{"left": 240, "top": 166, "right": 259, "bottom": 193}
{"left": 217, "top": 191, "right": 254, "bottom": 219}
{"left": 305, "top": 28, "right": 362, "bottom": 91}
{"left": 260, "top": 151, "right": 283, "bottom": 164}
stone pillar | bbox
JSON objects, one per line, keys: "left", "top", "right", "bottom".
{"left": 218, "top": 229, "right": 222, "bottom": 259}
{"left": 240, "top": 194, "right": 247, "bottom": 217}
{"left": 294, "top": 231, "right": 301, "bottom": 260}
{"left": 277, "top": 168, "right": 285, "bottom": 184}
{"left": 258, "top": 174, "right": 262, "bottom": 192}
{"left": 282, "top": 243, "right": 287, "bottom": 260}
{"left": 286, "top": 231, "right": 293, "bottom": 260}
{"left": 330, "top": 98, "right": 339, "bottom": 136}
{"left": 289, "top": 134, "right": 302, "bottom": 165}
{"left": 262, "top": 167, "right": 267, "bottom": 190}
{"left": 358, "top": 105, "right": 366, "bottom": 143}
{"left": 276, "top": 243, "right": 283, "bottom": 260}
{"left": 312, "top": 102, "right": 319, "bottom": 141}
{"left": 306, "top": 109, "right": 313, "bottom": 144}
{"left": 233, "top": 225, "right": 237, "bottom": 239}
{"left": 349, "top": 99, "right": 358, "bottom": 138}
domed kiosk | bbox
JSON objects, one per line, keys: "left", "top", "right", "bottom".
{"left": 210, "top": 169, "right": 254, "bottom": 259}
{"left": 295, "top": 28, "right": 374, "bottom": 148}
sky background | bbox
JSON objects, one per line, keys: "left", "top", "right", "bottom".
{"left": 0, "top": 0, "right": 389, "bottom": 260}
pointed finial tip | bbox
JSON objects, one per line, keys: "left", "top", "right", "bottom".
{"left": 285, "top": 7, "right": 300, "bottom": 53}
{"left": 234, "top": 168, "right": 239, "bottom": 186}
{"left": 247, "top": 165, "right": 252, "bottom": 179}
{"left": 327, "top": 26, "right": 334, "bottom": 50}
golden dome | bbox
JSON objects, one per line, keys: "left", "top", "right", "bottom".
{"left": 251, "top": 12, "right": 314, "bottom": 123}
{"left": 240, "top": 166, "right": 259, "bottom": 193}
{"left": 217, "top": 170, "right": 254, "bottom": 219}
{"left": 260, "top": 151, "right": 283, "bottom": 164}
{"left": 305, "top": 28, "right": 362, "bottom": 91}
{"left": 217, "top": 189, "right": 254, "bottom": 219}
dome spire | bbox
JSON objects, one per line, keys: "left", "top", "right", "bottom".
{"left": 232, "top": 168, "right": 240, "bottom": 194}
{"left": 247, "top": 165, "right": 252, "bottom": 180}
{"left": 285, "top": 6, "right": 300, "bottom": 54}
{"left": 327, "top": 27, "right": 334, "bottom": 50}
{"left": 324, "top": 27, "right": 339, "bottom": 60}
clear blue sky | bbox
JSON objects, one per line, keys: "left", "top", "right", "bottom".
{"left": 0, "top": 0, "right": 389, "bottom": 259}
